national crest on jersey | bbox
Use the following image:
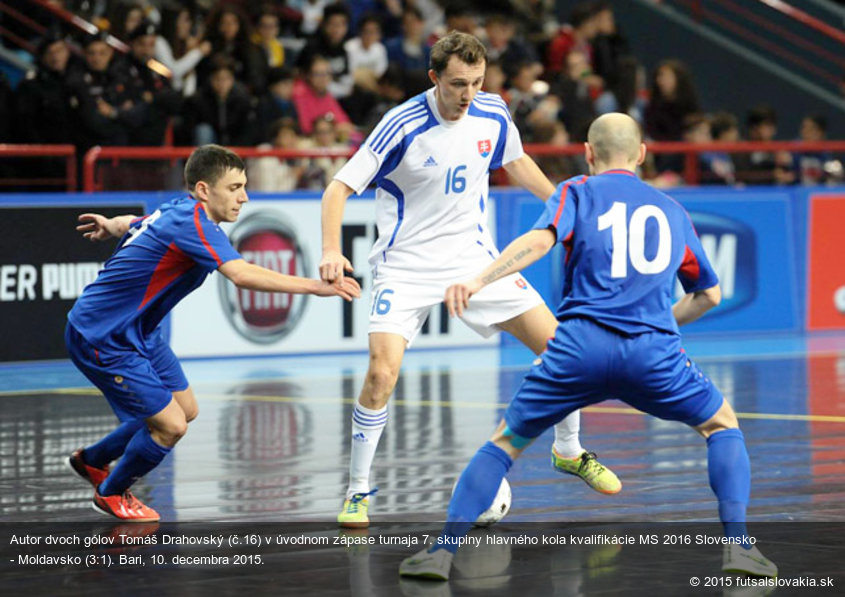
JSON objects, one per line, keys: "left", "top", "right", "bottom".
{"left": 334, "top": 88, "right": 524, "bottom": 280}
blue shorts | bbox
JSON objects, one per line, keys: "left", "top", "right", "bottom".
{"left": 504, "top": 317, "right": 723, "bottom": 439}
{"left": 65, "top": 322, "right": 188, "bottom": 422}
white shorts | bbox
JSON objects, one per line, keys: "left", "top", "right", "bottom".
{"left": 368, "top": 273, "right": 545, "bottom": 345}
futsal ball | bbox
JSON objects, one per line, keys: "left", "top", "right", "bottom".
{"left": 451, "top": 477, "right": 512, "bottom": 527}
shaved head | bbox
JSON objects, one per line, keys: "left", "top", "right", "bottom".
{"left": 587, "top": 113, "right": 643, "bottom": 167}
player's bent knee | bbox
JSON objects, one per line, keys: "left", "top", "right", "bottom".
{"left": 149, "top": 418, "right": 188, "bottom": 447}
{"left": 364, "top": 365, "right": 400, "bottom": 395}
{"left": 694, "top": 400, "right": 739, "bottom": 438}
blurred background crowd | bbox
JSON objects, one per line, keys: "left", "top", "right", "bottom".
{"left": 0, "top": 0, "right": 842, "bottom": 190}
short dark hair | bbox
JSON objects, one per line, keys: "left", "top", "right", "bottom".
{"left": 710, "top": 111, "right": 738, "bottom": 139}
{"left": 747, "top": 105, "right": 777, "bottom": 128}
{"left": 185, "top": 145, "right": 245, "bottom": 190}
{"left": 803, "top": 113, "right": 827, "bottom": 132}
{"left": 430, "top": 31, "right": 486, "bottom": 75}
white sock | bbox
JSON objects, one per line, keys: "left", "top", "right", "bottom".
{"left": 552, "top": 410, "right": 584, "bottom": 458}
{"left": 347, "top": 402, "right": 388, "bottom": 499}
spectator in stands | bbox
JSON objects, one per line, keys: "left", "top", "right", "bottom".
{"left": 551, "top": 50, "right": 598, "bottom": 143}
{"left": 256, "top": 66, "right": 298, "bottom": 142}
{"left": 184, "top": 56, "right": 256, "bottom": 146}
{"left": 644, "top": 59, "right": 700, "bottom": 173}
{"left": 644, "top": 59, "right": 699, "bottom": 142}
{"left": 591, "top": 1, "right": 629, "bottom": 113}
{"left": 296, "top": 2, "right": 353, "bottom": 100}
{"left": 484, "top": 13, "right": 540, "bottom": 83}
{"left": 531, "top": 120, "right": 579, "bottom": 183}
{"left": 610, "top": 55, "right": 646, "bottom": 124}
{"left": 346, "top": 14, "right": 388, "bottom": 80}
{"left": 107, "top": 1, "right": 145, "bottom": 42}
{"left": 341, "top": 14, "right": 389, "bottom": 124}
{"left": 483, "top": 60, "right": 509, "bottom": 103}
{"left": 67, "top": 32, "right": 136, "bottom": 150}
{"left": 124, "top": 21, "right": 182, "bottom": 146}
{"left": 254, "top": 6, "right": 286, "bottom": 68}
{"left": 793, "top": 114, "right": 832, "bottom": 185}
{"left": 358, "top": 65, "right": 406, "bottom": 136}
{"left": 296, "top": 0, "right": 331, "bottom": 37}
{"left": 14, "top": 35, "right": 75, "bottom": 144}
{"left": 736, "top": 104, "right": 780, "bottom": 185}
{"left": 248, "top": 117, "right": 305, "bottom": 192}
{"left": 198, "top": 4, "right": 267, "bottom": 94}
{"left": 683, "top": 113, "right": 735, "bottom": 185}
{"left": 384, "top": 6, "right": 431, "bottom": 97}
{"left": 156, "top": 5, "right": 211, "bottom": 98}
{"left": 292, "top": 55, "right": 353, "bottom": 138}
{"left": 545, "top": 1, "right": 599, "bottom": 80}
{"left": 298, "top": 114, "right": 346, "bottom": 189}
{"left": 508, "top": 61, "right": 549, "bottom": 140}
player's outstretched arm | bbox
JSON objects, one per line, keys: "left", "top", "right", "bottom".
{"left": 219, "top": 259, "right": 362, "bottom": 301}
{"left": 320, "top": 179, "right": 356, "bottom": 285}
{"left": 503, "top": 155, "right": 556, "bottom": 202}
{"left": 673, "top": 285, "right": 722, "bottom": 326}
{"left": 445, "top": 228, "right": 556, "bottom": 317}
{"left": 77, "top": 213, "right": 137, "bottom": 241}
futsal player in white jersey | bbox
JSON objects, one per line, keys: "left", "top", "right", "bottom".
{"left": 320, "top": 32, "right": 621, "bottom": 528}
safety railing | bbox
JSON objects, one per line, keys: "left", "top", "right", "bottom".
{"left": 1, "top": 142, "right": 844, "bottom": 193}
{"left": 75, "top": 141, "right": 845, "bottom": 191}
{"left": 0, "top": 144, "right": 77, "bottom": 191}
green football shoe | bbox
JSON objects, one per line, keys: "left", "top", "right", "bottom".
{"left": 552, "top": 448, "right": 622, "bottom": 495}
{"left": 338, "top": 489, "right": 377, "bottom": 528}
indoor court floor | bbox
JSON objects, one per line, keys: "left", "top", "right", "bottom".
{"left": 2, "top": 332, "right": 844, "bottom": 595}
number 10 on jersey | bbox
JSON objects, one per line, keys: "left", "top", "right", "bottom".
{"left": 598, "top": 202, "right": 671, "bottom": 278}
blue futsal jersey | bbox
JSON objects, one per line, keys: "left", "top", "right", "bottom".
{"left": 68, "top": 197, "right": 241, "bottom": 353}
{"left": 534, "top": 170, "right": 719, "bottom": 336}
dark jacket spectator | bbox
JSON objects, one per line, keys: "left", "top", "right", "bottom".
{"left": 14, "top": 36, "right": 75, "bottom": 144}
{"left": 123, "top": 21, "right": 182, "bottom": 145}
{"left": 255, "top": 67, "right": 299, "bottom": 143}
{"left": 184, "top": 57, "right": 256, "bottom": 146}
{"left": 67, "top": 33, "right": 139, "bottom": 150}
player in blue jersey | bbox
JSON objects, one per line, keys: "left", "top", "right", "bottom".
{"left": 320, "top": 32, "right": 620, "bottom": 528}
{"left": 399, "top": 113, "right": 778, "bottom": 579}
{"left": 65, "top": 144, "right": 360, "bottom": 522}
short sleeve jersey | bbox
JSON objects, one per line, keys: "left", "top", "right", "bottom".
{"left": 534, "top": 170, "right": 719, "bottom": 336}
{"left": 334, "top": 88, "right": 524, "bottom": 281}
{"left": 68, "top": 197, "right": 241, "bottom": 353}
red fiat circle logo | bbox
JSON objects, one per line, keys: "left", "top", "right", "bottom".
{"left": 219, "top": 212, "right": 309, "bottom": 343}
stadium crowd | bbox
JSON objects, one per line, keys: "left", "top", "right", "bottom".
{"left": 1, "top": 0, "right": 841, "bottom": 188}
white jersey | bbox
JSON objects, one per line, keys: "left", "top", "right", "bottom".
{"left": 334, "top": 88, "right": 524, "bottom": 281}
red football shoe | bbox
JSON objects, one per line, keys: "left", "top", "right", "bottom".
{"left": 92, "top": 490, "right": 160, "bottom": 522}
{"left": 67, "top": 449, "right": 109, "bottom": 488}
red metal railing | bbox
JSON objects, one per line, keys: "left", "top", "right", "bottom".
{"left": 75, "top": 141, "right": 845, "bottom": 191}
{"left": 0, "top": 144, "right": 77, "bottom": 191}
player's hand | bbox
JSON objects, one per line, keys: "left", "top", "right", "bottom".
{"left": 77, "top": 213, "right": 116, "bottom": 242}
{"left": 319, "top": 250, "right": 353, "bottom": 285}
{"left": 315, "top": 277, "right": 361, "bottom": 301}
{"left": 444, "top": 279, "right": 482, "bottom": 318}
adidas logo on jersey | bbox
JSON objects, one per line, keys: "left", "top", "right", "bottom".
{"left": 423, "top": 156, "right": 438, "bottom": 167}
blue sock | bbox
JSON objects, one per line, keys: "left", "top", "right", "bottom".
{"left": 98, "top": 426, "right": 171, "bottom": 496}
{"left": 432, "top": 442, "right": 513, "bottom": 554}
{"left": 83, "top": 419, "right": 146, "bottom": 468}
{"left": 707, "top": 428, "right": 751, "bottom": 548}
